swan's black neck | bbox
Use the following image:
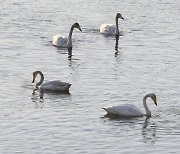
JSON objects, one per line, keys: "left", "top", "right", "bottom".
{"left": 115, "top": 15, "right": 119, "bottom": 35}
{"left": 143, "top": 95, "right": 151, "bottom": 116}
{"left": 36, "top": 71, "right": 44, "bottom": 87}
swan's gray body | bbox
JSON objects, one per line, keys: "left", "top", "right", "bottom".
{"left": 32, "top": 71, "right": 71, "bottom": 92}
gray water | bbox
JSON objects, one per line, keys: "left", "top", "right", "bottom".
{"left": 0, "top": 0, "right": 180, "bottom": 153}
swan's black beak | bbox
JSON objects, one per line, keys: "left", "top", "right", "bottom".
{"left": 154, "top": 100, "right": 157, "bottom": 106}
{"left": 79, "top": 27, "right": 82, "bottom": 32}
{"left": 32, "top": 78, "right": 35, "bottom": 83}
{"left": 121, "top": 17, "right": 124, "bottom": 20}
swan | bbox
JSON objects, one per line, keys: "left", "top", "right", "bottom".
{"left": 32, "top": 71, "right": 71, "bottom": 92}
{"left": 103, "top": 93, "right": 157, "bottom": 117}
{"left": 100, "top": 13, "right": 124, "bottom": 36}
{"left": 52, "top": 22, "right": 82, "bottom": 48}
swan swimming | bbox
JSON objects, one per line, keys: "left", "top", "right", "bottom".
{"left": 32, "top": 71, "right": 71, "bottom": 92}
{"left": 103, "top": 93, "right": 157, "bottom": 117}
{"left": 100, "top": 13, "right": 124, "bottom": 36}
{"left": 52, "top": 22, "right": 82, "bottom": 48}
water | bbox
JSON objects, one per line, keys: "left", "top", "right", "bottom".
{"left": 0, "top": 0, "right": 180, "bottom": 153}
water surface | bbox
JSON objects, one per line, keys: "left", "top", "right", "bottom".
{"left": 0, "top": 0, "right": 180, "bottom": 153}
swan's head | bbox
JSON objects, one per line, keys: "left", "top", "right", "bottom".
{"left": 73, "top": 23, "right": 82, "bottom": 32}
{"left": 148, "top": 93, "right": 157, "bottom": 106}
{"left": 117, "top": 13, "right": 124, "bottom": 20}
{"left": 32, "top": 71, "right": 43, "bottom": 83}
{"left": 32, "top": 71, "right": 38, "bottom": 83}
{"left": 32, "top": 71, "right": 44, "bottom": 88}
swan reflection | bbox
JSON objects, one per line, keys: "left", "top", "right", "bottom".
{"left": 115, "top": 35, "right": 120, "bottom": 56}
{"left": 68, "top": 47, "right": 72, "bottom": 60}
{"left": 56, "top": 46, "right": 73, "bottom": 61}
{"left": 142, "top": 117, "right": 156, "bottom": 144}
{"left": 31, "top": 90, "right": 44, "bottom": 109}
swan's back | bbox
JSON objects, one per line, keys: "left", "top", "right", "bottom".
{"left": 100, "top": 24, "right": 116, "bottom": 35}
{"left": 52, "top": 35, "right": 68, "bottom": 47}
{"left": 103, "top": 104, "right": 144, "bottom": 117}
{"left": 41, "top": 80, "right": 71, "bottom": 91}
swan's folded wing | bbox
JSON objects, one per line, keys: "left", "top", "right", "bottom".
{"left": 103, "top": 104, "right": 143, "bottom": 117}
{"left": 100, "top": 24, "right": 115, "bottom": 35}
{"left": 52, "top": 35, "right": 68, "bottom": 47}
{"left": 41, "top": 80, "right": 71, "bottom": 91}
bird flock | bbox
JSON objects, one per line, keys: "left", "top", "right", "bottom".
{"left": 32, "top": 13, "right": 157, "bottom": 118}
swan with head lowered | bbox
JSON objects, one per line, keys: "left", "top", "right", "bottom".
{"left": 32, "top": 71, "right": 71, "bottom": 92}
{"left": 100, "top": 13, "right": 124, "bottom": 36}
{"left": 103, "top": 93, "right": 157, "bottom": 117}
{"left": 52, "top": 23, "right": 82, "bottom": 48}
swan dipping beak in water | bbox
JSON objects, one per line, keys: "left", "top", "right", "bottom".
{"left": 100, "top": 13, "right": 124, "bottom": 36}
{"left": 32, "top": 71, "right": 71, "bottom": 92}
{"left": 103, "top": 93, "right": 157, "bottom": 117}
{"left": 52, "top": 22, "right": 82, "bottom": 48}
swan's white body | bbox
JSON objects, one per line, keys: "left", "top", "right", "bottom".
{"left": 103, "top": 104, "right": 145, "bottom": 117}
{"left": 32, "top": 71, "right": 71, "bottom": 92}
{"left": 103, "top": 93, "right": 157, "bottom": 117}
{"left": 52, "top": 35, "right": 69, "bottom": 48}
{"left": 52, "top": 23, "right": 82, "bottom": 48}
{"left": 100, "top": 24, "right": 116, "bottom": 35}
{"left": 100, "top": 13, "right": 124, "bottom": 36}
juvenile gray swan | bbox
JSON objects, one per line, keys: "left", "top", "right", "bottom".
{"left": 32, "top": 71, "right": 71, "bottom": 92}
{"left": 52, "top": 23, "right": 82, "bottom": 48}
{"left": 100, "top": 13, "right": 124, "bottom": 36}
{"left": 103, "top": 93, "right": 157, "bottom": 117}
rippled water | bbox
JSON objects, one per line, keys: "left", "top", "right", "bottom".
{"left": 0, "top": 0, "right": 180, "bottom": 153}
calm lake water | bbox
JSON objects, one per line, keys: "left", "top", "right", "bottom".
{"left": 0, "top": 0, "right": 180, "bottom": 153}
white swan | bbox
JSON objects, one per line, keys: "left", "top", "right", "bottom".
{"left": 32, "top": 71, "right": 71, "bottom": 92}
{"left": 103, "top": 93, "right": 157, "bottom": 117}
{"left": 52, "top": 23, "right": 82, "bottom": 48}
{"left": 100, "top": 13, "right": 124, "bottom": 36}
